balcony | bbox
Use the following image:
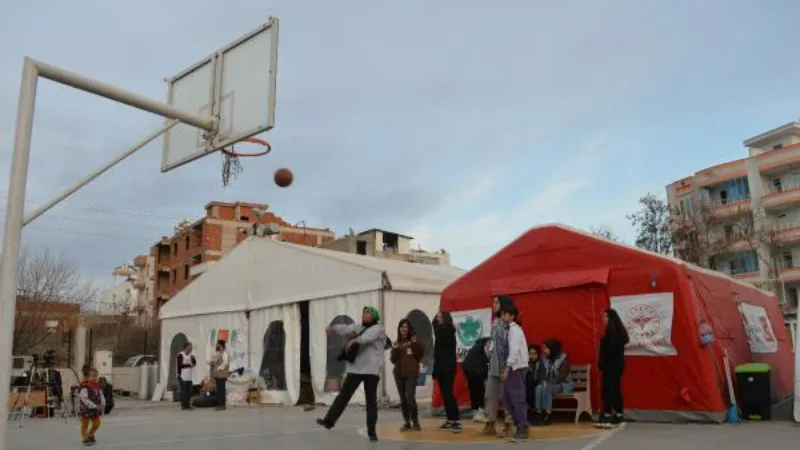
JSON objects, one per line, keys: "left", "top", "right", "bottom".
{"left": 773, "top": 221, "right": 800, "bottom": 244}
{"left": 695, "top": 160, "right": 748, "bottom": 189}
{"left": 756, "top": 142, "right": 800, "bottom": 173}
{"left": 762, "top": 180, "right": 800, "bottom": 210}
{"left": 189, "top": 261, "right": 215, "bottom": 277}
{"left": 707, "top": 198, "right": 751, "bottom": 218}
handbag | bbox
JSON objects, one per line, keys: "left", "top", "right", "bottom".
{"left": 337, "top": 327, "right": 369, "bottom": 363}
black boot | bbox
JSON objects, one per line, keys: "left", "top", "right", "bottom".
{"left": 316, "top": 418, "right": 333, "bottom": 430}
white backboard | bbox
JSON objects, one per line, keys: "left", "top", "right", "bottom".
{"left": 161, "top": 17, "right": 279, "bottom": 173}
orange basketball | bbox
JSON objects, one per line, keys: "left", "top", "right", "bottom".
{"left": 274, "top": 168, "right": 293, "bottom": 187}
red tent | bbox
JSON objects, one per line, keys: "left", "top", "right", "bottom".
{"left": 433, "top": 224, "right": 794, "bottom": 423}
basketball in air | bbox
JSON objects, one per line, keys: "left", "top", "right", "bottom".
{"left": 274, "top": 168, "right": 293, "bottom": 187}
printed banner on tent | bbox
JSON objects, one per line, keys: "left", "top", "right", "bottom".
{"left": 210, "top": 328, "right": 248, "bottom": 371}
{"left": 611, "top": 293, "right": 677, "bottom": 356}
{"left": 738, "top": 302, "right": 778, "bottom": 354}
{"left": 451, "top": 308, "right": 492, "bottom": 361}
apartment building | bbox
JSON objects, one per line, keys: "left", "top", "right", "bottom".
{"left": 151, "top": 201, "right": 336, "bottom": 313}
{"left": 666, "top": 121, "right": 800, "bottom": 343}
{"left": 320, "top": 228, "right": 451, "bottom": 266}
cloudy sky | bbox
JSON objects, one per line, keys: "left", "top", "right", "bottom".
{"left": 2, "top": 0, "right": 800, "bottom": 287}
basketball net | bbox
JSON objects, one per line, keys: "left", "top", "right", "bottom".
{"left": 219, "top": 137, "right": 272, "bottom": 187}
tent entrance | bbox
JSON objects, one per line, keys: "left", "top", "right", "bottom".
{"left": 298, "top": 301, "right": 314, "bottom": 405}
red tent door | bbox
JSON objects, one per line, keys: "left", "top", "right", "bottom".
{"left": 513, "top": 285, "right": 607, "bottom": 412}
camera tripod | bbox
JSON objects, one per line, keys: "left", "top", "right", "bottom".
{"left": 9, "top": 365, "right": 80, "bottom": 428}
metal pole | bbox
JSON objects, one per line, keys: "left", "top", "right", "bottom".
{"left": 0, "top": 58, "right": 39, "bottom": 450}
{"left": 33, "top": 60, "right": 214, "bottom": 131}
{"left": 23, "top": 120, "right": 179, "bottom": 226}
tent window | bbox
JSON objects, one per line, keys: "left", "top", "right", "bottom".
{"left": 325, "top": 315, "right": 355, "bottom": 391}
{"left": 260, "top": 321, "right": 286, "bottom": 391}
{"left": 167, "top": 332, "right": 189, "bottom": 388}
{"left": 405, "top": 310, "right": 433, "bottom": 370}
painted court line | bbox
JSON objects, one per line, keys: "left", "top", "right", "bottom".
{"left": 578, "top": 422, "right": 626, "bottom": 450}
{"left": 105, "top": 427, "right": 336, "bottom": 448}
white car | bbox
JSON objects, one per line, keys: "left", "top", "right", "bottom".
{"left": 124, "top": 355, "right": 157, "bottom": 368}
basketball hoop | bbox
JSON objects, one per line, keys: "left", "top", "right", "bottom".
{"left": 220, "top": 137, "right": 272, "bottom": 187}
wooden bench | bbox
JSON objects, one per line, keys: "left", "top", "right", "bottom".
{"left": 553, "top": 364, "right": 592, "bottom": 424}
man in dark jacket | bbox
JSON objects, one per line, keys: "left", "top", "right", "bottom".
{"left": 461, "top": 337, "right": 490, "bottom": 422}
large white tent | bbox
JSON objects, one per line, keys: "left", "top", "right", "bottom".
{"left": 159, "top": 237, "right": 465, "bottom": 406}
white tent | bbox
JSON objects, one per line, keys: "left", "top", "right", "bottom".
{"left": 159, "top": 237, "right": 465, "bottom": 406}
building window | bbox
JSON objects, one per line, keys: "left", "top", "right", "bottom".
{"left": 356, "top": 241, "right": 367, "bottom": 255}
{"left": 783, "top": 251, "right": 794, "bottom": 269}
{"left": 721, "top": 177, "right": 750, "bottom": 204}
{"left": 772, "top": 178, "right": 783, "bottom": 193}
{"left": 727, "top": 250, "right": 758, "bottom": 275}
{"left": 724, "top": 224, "right": 735, "bottom": 240}
{"left": 679, "top": 196, "right": 693, "bottom": 220}
{"left": 772, "top": 143, "right": 784, "bottom": 150}
{"left": 184, "top": 264, "right": 189, "bottom": 279}
{"left": 171, "top": 269, "right": 177, "bottom": 283}
{"left": 185, "top": 235, "right": 190, "bottom": 250}
{"left": 172, "top": 242, "right": 178, "bottom": 255}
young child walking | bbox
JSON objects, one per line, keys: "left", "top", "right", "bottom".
{"left": 500, "top": 304, "right": 530, "bottom": 442}
{"left": 78, "top": 368, "right": 106, "bottom": 446}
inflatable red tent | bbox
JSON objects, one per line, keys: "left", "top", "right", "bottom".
{"left": 433, "top": 224, "right": 794, "bottom": 423}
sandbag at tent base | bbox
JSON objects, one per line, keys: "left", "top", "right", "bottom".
{"left": 626, "top": 409, "right": 725, "bottom": 424}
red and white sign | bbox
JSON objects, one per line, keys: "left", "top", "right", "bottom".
{"left": 611, "top": 293, "right": 677, "bottom": 356}
{"left": 738, "top": 302, "right": 778, "bottom": 354}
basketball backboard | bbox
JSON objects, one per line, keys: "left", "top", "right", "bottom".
{"left": 161, "top": 17, "right": 279, "bottom": 173}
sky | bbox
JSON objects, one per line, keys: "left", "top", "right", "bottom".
{"left": 2, "top": 0, "right": 800, "bottom": 288}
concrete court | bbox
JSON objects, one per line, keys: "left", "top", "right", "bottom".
{"left": 6, "top": 401, "right": 798, "bottom": 450}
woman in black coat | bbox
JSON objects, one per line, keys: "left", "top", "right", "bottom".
{"left": 432, "top": 311, "right": 462, "bottom": 433}
{"left": 461, "top": 336, "right": 490, "bottom": 422}
{"left": 597, "top": 308, "right": 629, "bottom": 427}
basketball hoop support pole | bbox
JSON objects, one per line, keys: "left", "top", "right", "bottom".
{"left": 0, "top": 58, "right": 215, "bottom": 450}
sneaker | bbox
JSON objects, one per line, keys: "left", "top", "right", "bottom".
{"left": 400, "top": 423, "right": 412, "bottom": 432}
{"left": 368, "top": 434, "right": 379, "bottom": 442}
{"left": 540, "top": 413, "right": 551, "bottom": 426}
{"left": 89, "top": 437, "right": 96, "bottom": 444}
{"left": 611, "top": 414, "right": 624, "bottom": 425}
{"left": 473, "top": 409, "right": 487, "bottom": 423}
{"left": 593, "top": 415, "right": 612, "bottom": 429}
{"left": 478, "top": 421, "right": 496, "bottom": 436}
{"left": 510, "top": 428, "right": 529, "bottom": 443}
{"left": 496, "top": 421, "right": 513, "bottom": 438}
{"left": 451, "top": 422, "right": 463, "bottom": 434}
{"left": 316, "top": 418, "right": 333, "bottom": 430}
{"left": 412, "top": 422, "right": 422, "bottom": 431}
{"left": 81, "top": 439, "right": 91, "bottom": 447}
{"left": 438, "top": 421, "right": 454, "bottom": 431}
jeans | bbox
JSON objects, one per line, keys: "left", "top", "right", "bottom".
{"left": 601, "top": 369, "right": 623, "bottom": 415}
{"left": 534, "top": 380, "right": 573, "bottom": 410}
{"left": 485, "top": 375, "right": 503, "bottom": 421}
{"left": 464, "top": 371, "right": 486, "bottom": 411}
{"left": 180, "top": 379, "right": 193, "bottom": 409}
{"left": 502, "top": 368, "right": 528, "bottom": 429}
{"left": 324, "top": 373, "right": 380, "bottom": 436}
{"left": 436, "top": 372, "right": 460, "bottom": 421}
{"left": 214, "top": 377, "right": 227, "bottom": 408}
{"left": 394, "top": 375, "right": 419, "bottom": 423}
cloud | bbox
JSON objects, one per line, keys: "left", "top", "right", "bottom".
{"left": 409, "top": 177, "right": 593, "bottom": 266}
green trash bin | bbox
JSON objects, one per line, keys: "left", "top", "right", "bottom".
{"left": 734, "top": 363, "right": 771, "bottom": 421}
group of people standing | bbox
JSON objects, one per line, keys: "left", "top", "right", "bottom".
{"left": 307, "top": 297, "right": 631, "bottom": 442}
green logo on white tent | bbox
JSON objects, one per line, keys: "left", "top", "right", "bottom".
{"left": 456, "top": 316, "right": 483, "bottom": 347}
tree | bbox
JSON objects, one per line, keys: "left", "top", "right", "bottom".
{"left": 588, "top": 224, "right": 620, "bottom": 242}
{"left": 13, "top": 248, "right": 96, "bottom": 357}
{"left": 627, "top": 193, "right": 673, "bottom": 255}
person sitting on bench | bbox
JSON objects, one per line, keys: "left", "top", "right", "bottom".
{"left": 533, "top": 339, "right": 573, "bottom": 426}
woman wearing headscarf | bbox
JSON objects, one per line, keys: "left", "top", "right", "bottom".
{"left": 480, "top": 295, "right": 515, "bottom": 437}
{"left": 316, "top": 306, "right": 386, "bottom": 441}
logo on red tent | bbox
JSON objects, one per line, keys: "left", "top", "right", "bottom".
{"left": 624, "top": 304, "right": 661, "bottom": 339}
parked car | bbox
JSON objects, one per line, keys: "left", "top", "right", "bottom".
{"left": 124, "top": 355, "right": 156, "bottom": 367}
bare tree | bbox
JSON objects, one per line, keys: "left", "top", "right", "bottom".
{"left": 13, "top": 248, "right": 96, "bottom": 356}
{"left": 627, "top": 193, "right": 673, "bottom": 255}
{"left": 588, "top": 224, "right": 620, "bottom": 242}
{"left": 669, "top": 200, "right": 731, "bottom": 268}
